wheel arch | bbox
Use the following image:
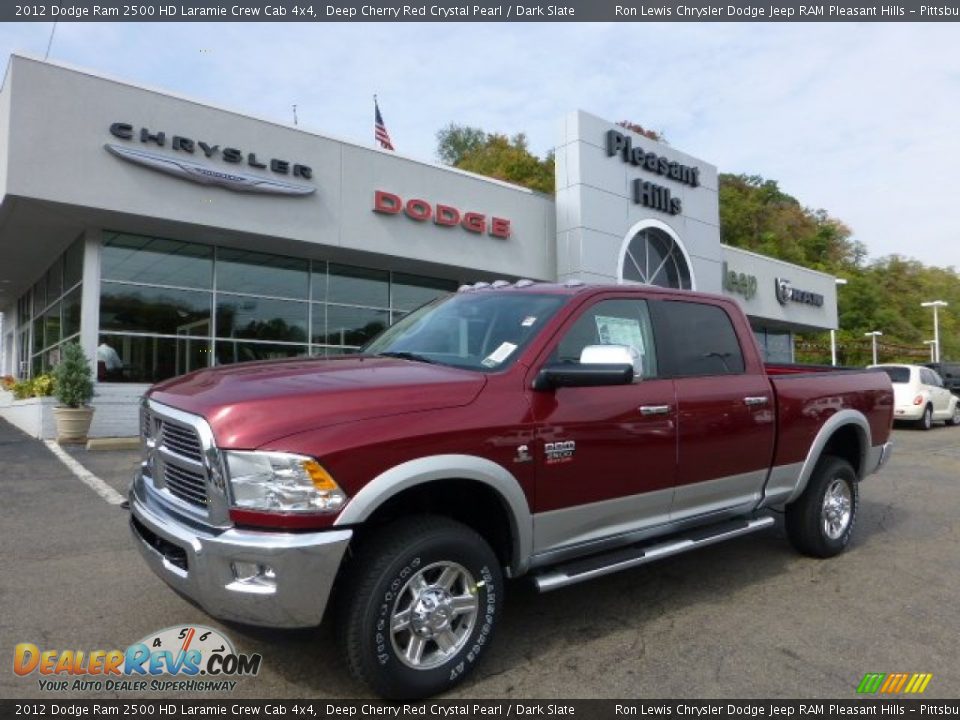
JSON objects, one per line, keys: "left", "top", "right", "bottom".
{"left": 787, "top": 409, "right": 872, "bottom": 504}
{"left": 334, "top": 455, "right": 533, "bottom": 575}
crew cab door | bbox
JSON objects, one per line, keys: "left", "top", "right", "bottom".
{"left": 652, "top": 299, "right": 776, "bottom": 521}
{"left": 528, "top": 297, "right": 677, "bottom": 556}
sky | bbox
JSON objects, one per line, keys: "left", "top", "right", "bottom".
{"left": 1, "top": 21, "right": 959, "bottom": 269}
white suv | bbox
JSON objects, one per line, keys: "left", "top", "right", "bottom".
{"left": 871, "top": 363, "right": 960, "bottom": 430}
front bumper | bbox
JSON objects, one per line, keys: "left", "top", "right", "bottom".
{"left": 129, "top": 472, "right": 352, "bottom": 628}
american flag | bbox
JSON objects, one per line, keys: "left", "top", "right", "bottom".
{"left": 374, "top": 97, "right": 394, "bottom": 151}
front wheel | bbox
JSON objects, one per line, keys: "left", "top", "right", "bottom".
{"left": 785, "top": 455, "right": 859, "bottom": 558}
{"left": 336, "top": 516, "right": 503, "bottom": 699}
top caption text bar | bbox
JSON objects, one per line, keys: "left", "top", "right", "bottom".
{"left": 6, "top": 1, "right": 960, "bottom": 22}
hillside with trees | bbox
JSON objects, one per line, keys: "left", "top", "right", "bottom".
{"left": 436, "top": 124, "right": 959, "bottom": 365}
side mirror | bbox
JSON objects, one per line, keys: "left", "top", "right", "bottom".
{"left": 579, "top": 344, "right": 643, "bottom": 379}
{"left": 532, "top": 363, "right": 633, "bottom": 391}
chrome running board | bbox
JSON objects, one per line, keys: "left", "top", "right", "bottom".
{"left": 532, "top": 515, "right": 776, "bottom": 592}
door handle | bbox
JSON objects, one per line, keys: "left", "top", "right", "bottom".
{"left": 639, "top": 405, "right": 671, "bottom": 416}
{"left": 744, "top": 396, "right": 769, "bottom": 406}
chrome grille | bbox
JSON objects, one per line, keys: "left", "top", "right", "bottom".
{"left": 163, "top": 463, "right": 208, "bottom": 507}
{"left": 159, "top": 420, "right": 203, "bottom": 463}
{"left": 141, "top": 402, "right": 211, "bottom": 513}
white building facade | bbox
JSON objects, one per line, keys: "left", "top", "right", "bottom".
{"left": 0, "top": 56, "right": 838, "bottom": 438}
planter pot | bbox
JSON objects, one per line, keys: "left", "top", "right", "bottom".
{"left": 53, "top": 406, "right": 95, "bottom": 444}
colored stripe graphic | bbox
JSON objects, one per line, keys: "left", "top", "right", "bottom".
{"left": 857, "top": 672, "right": 932, "bottom": 694}
{"left": 857, "top": 673, "right": 885, "bottom": 693}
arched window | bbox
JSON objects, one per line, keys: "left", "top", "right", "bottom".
{"left": 621, "top": 227, "right": 692, "bottom": 290}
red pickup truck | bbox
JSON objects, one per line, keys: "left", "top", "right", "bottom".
{"left": 130, "top": 281, "right": 893, "bottom": 698}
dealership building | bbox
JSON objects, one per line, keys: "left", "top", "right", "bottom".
{"left": 0, "top": 55, "right": 838, "bottom": 438}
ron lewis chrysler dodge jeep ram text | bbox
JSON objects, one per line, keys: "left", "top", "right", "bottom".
{"left": 129, "top": 281, "right": 894, "bottom": 697}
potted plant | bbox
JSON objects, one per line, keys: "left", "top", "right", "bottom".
{"left": 51, "top": 342, "right": 95, "bottom": 443}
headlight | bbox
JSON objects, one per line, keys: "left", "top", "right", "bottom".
{"left": 224, "top": 451, "right": 347, "bottom": 513}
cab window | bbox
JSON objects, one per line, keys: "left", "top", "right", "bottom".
{"left": 547, "top": 298, "right": 658, "bottom": 380}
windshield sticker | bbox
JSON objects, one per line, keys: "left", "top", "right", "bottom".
{"left": 595, "top": 316, "right": 645, "bottom": 355}
{"left": 521, "top": 316, "right": 538, "bottom": 327}
{"left": 482, "top": 342, "right": 518, "bottom": 368}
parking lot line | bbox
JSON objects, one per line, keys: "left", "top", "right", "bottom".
{"left": 43, "top": 440, "right": 126, "bottom": 506}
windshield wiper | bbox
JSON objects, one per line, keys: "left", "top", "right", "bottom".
{"left": 376, "top": 351, "right": 437, "bottom": 364}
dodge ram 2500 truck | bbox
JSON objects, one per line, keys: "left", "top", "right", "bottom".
{"left": 130, "top": 281, "right": 894, "bottom": 698}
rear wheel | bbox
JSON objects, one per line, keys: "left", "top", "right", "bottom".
{"left": 917, "top": 404, "right": 933, "bottom": 430}
{"left": 336, "top": 516, "right": 503, "bottom": 699}
{"left": 785, "top": 455, "right": 859, "bottom": 558}
{"left": 946, "top": 402, "right": 960, "bottom": 427}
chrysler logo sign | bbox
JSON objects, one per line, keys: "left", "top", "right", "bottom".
{"left": 106, "top": 122, "right": 315, "bottom": 196}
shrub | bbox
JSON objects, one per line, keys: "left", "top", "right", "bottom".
{"left": 31, "top": 374, "right": 56, "bottom": 397}
{"left": 12, "top": 380, "right": 33, "bottom": 400}
{"left": 1, "top": 375, "right": 15, "bottom": 391}
{"left": 52, "top": 343, "right": 94, "bottom": 408}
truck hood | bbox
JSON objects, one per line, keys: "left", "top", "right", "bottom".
{"left": 149, "top": 355, "right": 486, "bottom": 448}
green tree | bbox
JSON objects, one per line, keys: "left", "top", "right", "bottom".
{"left": 435, "top": 124, "right": 489, "bottom": 166}
{"left": 52, "top": 342, "right": 94, "bottom": 408}
{"left": 437, "top": 125, "right": 554, "bottom": 194}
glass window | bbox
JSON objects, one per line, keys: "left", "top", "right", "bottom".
{"left": 548, "top": 298, "right": 658, "bottom": 379}
{"left": 33, "top": 277, "right": 47, "bottom": 314}
{"left": 46, "top": 257, "right": 63, "bottom": 301}
{"left": 43, "top": 303, "right": 61, "bottom": 350}
{"left": 392, "top": 273, "right": 458, "bottom": 313}
{"left": 328, "top": 264, "right": 389, "bottom": 307}
{"left": 662, "top": 301, "right": 745, "bottom": 376}
{"left": 98, "top": 334, "right": 209, "bottom": 384}
{"left": 216, "top": 248, "right": 308, "bottom": 299}
{"left": 320, "top": 305, "right": 390, "bottom": 347}
{"left": 62, "top": 286, "right": 82, "bottom": 339}
{"left": 18, "top": 293, "right": 30, "bottom": 327}
{"left": 621, "top": 227, "right": 692, "bottom": 290}
{"left": 880, "top": 367, "right": 910, "bottom": 384}
{"left": 33, "top": 315, "right": 45, "bottom": 354}
{"left": 310, "top": 260, "right": 327, "bottom": 302}
{"left": 366, "top": 292, "right": 567, "bottom": 372}
{"left": 100, "top": 282, "right": 212, "bottom": 337}
{"left": 102, "top": 233, "right": 213, "bottom": 289}
{"left": 215, "top": 341, "right": 308, "bottom": 366}
{"left": 63, "top": 236, "right": 84, "bottom": 290}
{"left": 216, "top": 296, "right": 308, "bottom": 343}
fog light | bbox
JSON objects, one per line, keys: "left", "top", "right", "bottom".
{"left": 231, "top": 561, "right": 277, "bottom": 587}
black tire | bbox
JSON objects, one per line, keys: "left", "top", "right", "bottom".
{"left": 946, "top": 402, "right": 960, "bottom": 427}
{"left": 918, "top": 404, "right": 933, "bottom": 430}
{"left": 336, "top": 516, "right": 503, "bottom": 699}
{"left": 785, "top": 455, "right": 859, "bottom": 558}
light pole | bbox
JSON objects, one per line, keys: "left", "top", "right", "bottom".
{"left": 924, "top": 340, "right": 936, "bottom": 362}
{"left": 865, "top": 331, "right": 883, "bottom": 365}
{"left": 831, "top": 278, "right": 848, "bottom": 366}
{"left": 921, "top": 301, "right": 948, "bottom": 364}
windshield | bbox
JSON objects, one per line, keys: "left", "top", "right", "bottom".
{"left": 364, "top": 291, "right": 567, "bottom": 371}
{"left": 880, "top": 367, "right": 911, "bottom": 384}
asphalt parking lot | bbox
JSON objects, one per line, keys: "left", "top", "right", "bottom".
{"left": 1, "top": 420, "right": 958, "bottom": 700}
